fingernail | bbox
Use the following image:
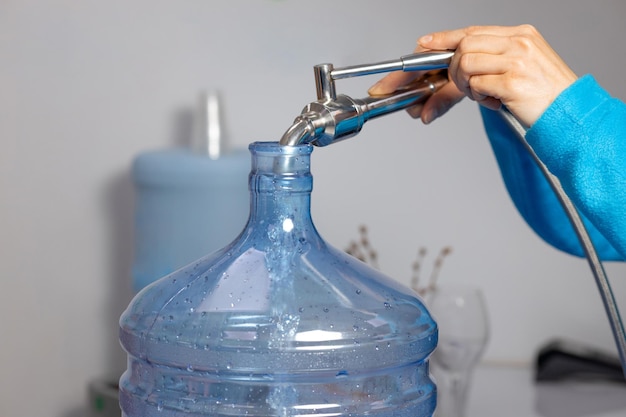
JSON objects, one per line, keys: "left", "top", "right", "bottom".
{"left": 407, "top": 104, "right": 423, "bottom": 119}
{"left": 367, "top": 81, "right": 383, "bottom": 95}
{"left": 423, "top": 107, "right": 439, "bottom": 125}
{"left": 418, "top": 35, "right": 433, "bottom": 45}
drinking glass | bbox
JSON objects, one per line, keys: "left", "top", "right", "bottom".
{"left": 427, "top": 285, "right": 490, "bottom": 417}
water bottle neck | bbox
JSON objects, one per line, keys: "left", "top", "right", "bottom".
{"left": 245, "top": 141, "right": 316, "bottom": 234}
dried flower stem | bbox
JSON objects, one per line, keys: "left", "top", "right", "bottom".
{"left": 410, "top": 247, "right": 428, "bottom": 294}
{"left": 346, "top": 225, "right": 379, "bottom": 269}
{"left": 426, "top": 246, "right": 452, "bottom": 293}
{"left": 346, "top": 225, "right": 452, "bottom": 297}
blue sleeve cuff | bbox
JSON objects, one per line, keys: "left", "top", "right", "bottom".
{"left": 526, "top": 75, "right": 610, "bottom": 171}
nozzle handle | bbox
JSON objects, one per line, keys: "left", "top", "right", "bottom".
{"left": 401, "top": 50, "right": 454, "bottom": 72}
{"left": 330, "top": 50, "right": 454, "bottom": 80}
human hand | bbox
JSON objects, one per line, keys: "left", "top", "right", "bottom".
{"left": 369, "top": 25, "right": 578, "bottom": 127}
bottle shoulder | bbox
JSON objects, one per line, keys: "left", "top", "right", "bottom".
{"left": 120, "top": 238, "right": 436, "bottom": 371}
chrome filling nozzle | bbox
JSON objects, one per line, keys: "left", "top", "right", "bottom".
{"left": 279, "top": 51, "right": 453, "bottom": 147}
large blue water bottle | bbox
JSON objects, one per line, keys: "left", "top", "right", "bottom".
{"left": 119, "top": 142, "right": 438, "bottom": 416}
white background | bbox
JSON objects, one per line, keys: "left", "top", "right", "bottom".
{"left": 1, "top": 1, "right": 626, "bottom": 416}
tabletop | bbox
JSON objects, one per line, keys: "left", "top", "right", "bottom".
{"left": 467, "top": 364, "right": 626, "bottom": 417}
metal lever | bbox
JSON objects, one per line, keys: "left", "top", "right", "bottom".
{"left": 279, "top": 51, "right": 453, "bottom": 146}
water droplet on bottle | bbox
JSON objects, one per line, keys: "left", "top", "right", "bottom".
{"left": 384, "top": 302, "right": 392, "bottom": 309}
{"left": 336, "top": 370, "right": 349, "bottom": 378}
{"left": 356, "top": 289, "right": 361, "bottom": 295}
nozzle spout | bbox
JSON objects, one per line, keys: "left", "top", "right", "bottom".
{"left": 280, "top": 117, "right": 316, "bottom": 147}
{"left": 279, "top": 72, "right": 448, "bottom": 147}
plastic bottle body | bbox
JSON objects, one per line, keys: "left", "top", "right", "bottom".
{"left": 119, "top": 142, "right": 437, "bottom": 416}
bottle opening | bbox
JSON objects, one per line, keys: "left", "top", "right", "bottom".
{"left": 249, "top": 141, "right": 313, "bottom": 178}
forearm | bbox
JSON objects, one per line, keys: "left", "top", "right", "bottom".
{"left": 525, "top": 75, "right": 626, "bottom": 260}
{"left": 480, "top": 89, "right": 625, "bottom": 260}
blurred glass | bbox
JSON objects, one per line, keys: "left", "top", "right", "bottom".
{"left": 427, "top": 285, "right": 490, "bottom": 417}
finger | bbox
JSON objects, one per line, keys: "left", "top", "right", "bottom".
{"left": 476, "top": 96, "right": 502, "bottom": 111}
{"left": 418, "top": 28, "right": 469, "bottom": 50}
{"left": 468, "top": 73, "right": 509, "bottom": 102}
{"left": 449, "top": 52, "right": 508, "bottom": 100}
{"left": 455, "top": 34, "right": 511, "bottom": 57}
{"left": 456, "top": 51, "right": 510, "bottom": 74}
{"left": 406, "top": 103, "right": 424, "bottom": 119}
{"left": 420, "top": 82, "right": 465, "bottom": 124}
{"left": 368, "top": 71, "right": 420, "bottom": 96}
{"left": 419, "top": 25, "right": 533, "bottom": 50}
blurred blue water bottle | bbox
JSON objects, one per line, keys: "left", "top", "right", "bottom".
{"left": 131, "top": 91, "right": 249, "bottom": 292}
{"left": 119, "top": 141, "right": 438, "bottom": 416}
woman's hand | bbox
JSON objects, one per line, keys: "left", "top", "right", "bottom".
{"left": 369, "top": 25, "right": 578, "bottom": 127}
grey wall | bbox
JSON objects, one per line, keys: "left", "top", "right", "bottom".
{"left": 2, "top": 1, "right": 626, "bottom": 416}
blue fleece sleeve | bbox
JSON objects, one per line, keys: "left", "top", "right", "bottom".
{"left": 481, "top": 75, "right": 626, "bottom": 260}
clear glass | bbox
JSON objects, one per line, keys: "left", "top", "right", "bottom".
{"left": 427, "top": 285, "right": 489, "bottom": 417}
{"left": 119, "top": 141, "right": 438, "bottom": 417}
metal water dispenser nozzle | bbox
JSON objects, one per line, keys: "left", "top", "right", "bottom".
{"left": 279, "top": 51, "right": 454, "bottom": 146}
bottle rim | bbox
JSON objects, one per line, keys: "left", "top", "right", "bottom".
{"left": 249, "top": 141, "right": 313, "bottom": 156}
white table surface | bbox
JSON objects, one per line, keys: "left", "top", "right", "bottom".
{"left": 465, "top": 364, "right": 626, "bottom": 417}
